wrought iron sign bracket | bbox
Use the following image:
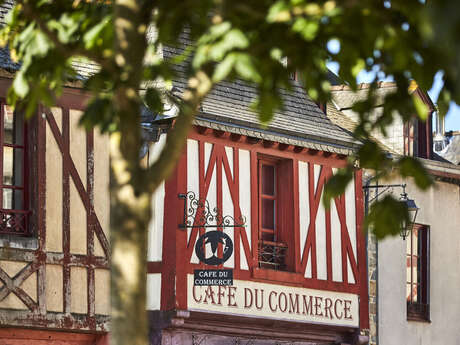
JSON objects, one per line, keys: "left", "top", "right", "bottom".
{"left": 178, "top": 192, "right": 246, "bottom": 230}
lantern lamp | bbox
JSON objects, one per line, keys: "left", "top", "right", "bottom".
{"left": 399, "top": 191, "right": 419, "bottom": 240}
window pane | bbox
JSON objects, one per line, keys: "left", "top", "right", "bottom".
{"left": 3, "top": 147, "right": 23, "bottom": 186}
{"left": 412, "top": 228, "right": 418, "bottom": 256}
{"left": 3, "top": 146, "right": 13, "bottom": 185}
{"left": 262, "top": 164, "right": 275, "bottom": 196}
{"left": 406, "top": 283, "right": 411, "bottom": 301}
{"left": 262, "top": 198, "right": 275, "bottom": 229}
{"left": 3, "top": 105, "right": 23, "bottom": 145}
{"left": 406, "top": 234, "right": 411, "bottom": 255}
{"left": 406, "top": 256, "right": 412, "bottom": 283}
{"left": 2, "top": 188, "right": 12, "bottom": 209}
{"left": 2, "top": 188, "right": 23, "bottom": 210}
{"left": 416, "top": 256, "right": 422, "bottom": 284}
{"left": 12, "top": 189, "right": 23, "bottom": 209}
{"left": 13, "top": 148, "right": 24, "bottom": 186}
{"left": 3, "top": 105, "right": 13, "bottom": 144}
{"left": 412, "top": 283, "right": 418, "bottom": 303}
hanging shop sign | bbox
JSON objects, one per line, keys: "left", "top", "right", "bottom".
{"left": 188, "top": 276, "right": 359, "bottom": 327}
{"left": 178, "top": 192, "right": 247, "bottom": 285}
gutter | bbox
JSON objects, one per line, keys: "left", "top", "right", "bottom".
{"left": 419, "top": 157, "right": 460, "bottom": 184}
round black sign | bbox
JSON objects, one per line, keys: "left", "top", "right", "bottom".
{"left": 195, "top": 231, "right": 233, "bottom": 266}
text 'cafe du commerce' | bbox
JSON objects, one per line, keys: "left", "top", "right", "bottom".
{"left": 188, "top": 277, "right": 359, "bottom": 327}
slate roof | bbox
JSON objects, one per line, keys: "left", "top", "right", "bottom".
{"left": 437, "top": 135, "right": 460, "bottom": 165}
{"left": 0, "top": 1, "right": 19, "bottom": 73}
{"left": 0, "top": 0, "right": 13, "bottom": 25}
{"left": 163, "top": 40, "right": 358, "bottom": 153}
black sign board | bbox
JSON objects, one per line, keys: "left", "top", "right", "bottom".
{"left": 194, "top": 269, "right": 233, "bottom": 286}
{"left": 195, "top": 231, "right": 233, "bottom": 266}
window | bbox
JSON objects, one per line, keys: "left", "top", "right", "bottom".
{"left": 257, "top": 157, "right": 293, "bottom": 271}
{"left": 403, "top": 119, "right": 416, "bottom": 157}
{"left": 406, "top": 224, "right": 430, "bottom": 321}
{"left": 0, "top": 104, "right": 29, "bottom": 236}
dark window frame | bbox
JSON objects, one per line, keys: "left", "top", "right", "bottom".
{"left": 406, "top": 224, "right": 430, "bottom": 322}
{"left": 257, "top": 155, "right": 294, "bottom": 272}
{"left": 0, "top": 102, "right": 33, "bottom": 237}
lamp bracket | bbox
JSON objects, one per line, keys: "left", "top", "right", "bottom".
{"left": 362, "top": 183, "right": 407, "bottom": 203}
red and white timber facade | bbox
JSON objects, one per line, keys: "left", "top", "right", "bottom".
{"left": 147, "top": 126, "right": 369, "bottom": 345}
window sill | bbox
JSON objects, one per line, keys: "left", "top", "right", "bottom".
{"left": 407, "top": 303, "right": 430, "bottom": 323}
{"left": 0, "top": 235, "right": 38, "bottom": 250}
{"left": 407, "top": 315, "right": 431, "bottom": 323}
{"left": 253, "top": 267, "right": 303, "bottom": 284}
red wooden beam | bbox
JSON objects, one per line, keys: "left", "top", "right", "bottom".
{"left": 196, "top": 125, "right": 212, "bottom": 135}
{"left": 230, "top": 133, "right": 244, "bottom": 142}
{"left": 293, "top": 146, "right": 306, "bottom": 153}
{"left": 246, "top": 136, "right": 261, "bottom": 145}
{"left": 263, "top": 140, "right": 275, "bottom": 148}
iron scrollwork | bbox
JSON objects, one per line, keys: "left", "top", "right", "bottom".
{"left": 178, "top": 191, "right": 246, "bottom": 229}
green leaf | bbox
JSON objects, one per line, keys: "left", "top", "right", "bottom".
{"left": 13, "top": 70, "right": 29, "bottom": 98}
{"left": 323, "top": 168, "right": 353, "bottom": 209}
{"left": 292, "top": 18, "right": 319, "bottom": 41}
{"left": 212, "top": 53, "right": 236, "bottom": 82}
{"left": 413, "top": 94, "right": 429, "bottom": 120}
{"left": 352, "top": 59, "right": 365, "bottom": 78}
{"left": 79, "top": 96, "right": 116, "bottom": 133}
{"left": 267, "top": 1, "right": 291, "bottom": 23}
{"left": 365, "top": 195, "right": 409, "bottom": 239}
{"left": 198, "top": 22, "right": 232, "bottom": 44}
{"left": 144, "top": 88, "right": 163, "bottom": 113}
{"left": 192, "top": 44, "right": 210, "bottom": 69}
{"left": 234, "top": 53, "right": 261, "bottom": 83}
{"left": 357, "top": 139, "right": 389, "bottom": 170}
{"left": 29, "top": 31, "right": 52, "bottom": 57}
{"left": 397, "top": 157, "right": 433, "bottom": 190}
{"left": 83, "top": 15, "right": 111, "bottom": 49}
{"left": 208, "top": 29, "right": 249, "bottom": 61}
{"left": 253, "top": 88, "right": 282, "bottom": 124}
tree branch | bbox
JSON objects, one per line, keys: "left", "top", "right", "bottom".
{"left": 145, "top": 71, "right": 214, "bottom": 192}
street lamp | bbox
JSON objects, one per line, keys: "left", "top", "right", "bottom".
{"left": 363, "top": 183, "right": 420, "bottom": 240}
{"left": 399, "top": 188, "right": 419, "bottom": 240}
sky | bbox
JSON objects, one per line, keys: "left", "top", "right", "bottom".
{"left": 327, "top": 61, "right": 460, "bottom": 132}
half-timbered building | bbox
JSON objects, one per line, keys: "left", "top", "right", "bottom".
{"left": 146, "top": 41, "right": 370, "bottom": 345}
{"left": 0, "top": 2, "right": 110, "bottom": 344}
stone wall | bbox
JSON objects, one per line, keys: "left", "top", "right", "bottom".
{"left": 367, "top": 232, "right": 378, "bottom": 345}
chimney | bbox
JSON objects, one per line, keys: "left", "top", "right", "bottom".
{"left": 433, "top": 111, "right": 450, "bottom": 152}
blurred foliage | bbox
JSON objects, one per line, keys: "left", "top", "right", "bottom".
{"left": 0, "top": 0, "right": 457, "bottom": 240}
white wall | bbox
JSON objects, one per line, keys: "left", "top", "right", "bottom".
{"left": 378, "top": 178, "right": 460, "bottom": 344}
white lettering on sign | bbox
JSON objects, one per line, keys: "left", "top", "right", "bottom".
{"left": 187, "top": 275, "right": 359, "bottom": 327}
